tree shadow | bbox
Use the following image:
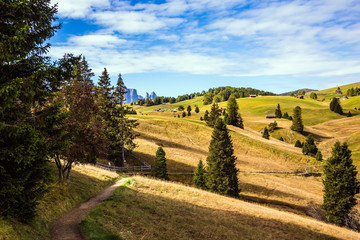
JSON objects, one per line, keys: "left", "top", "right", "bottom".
{"left": 90, "top": 181, "right": 339, "bottom": 240}
{"left": 137, "top": 132, "right": 209, "bottom": 155}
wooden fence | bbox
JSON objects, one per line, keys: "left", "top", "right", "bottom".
{"left": 95, "top": 153, "right": 151, "bottom": 172}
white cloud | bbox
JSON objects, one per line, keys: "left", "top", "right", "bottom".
{"left": 52, "top": 0, "right": 110, "bottom": 18}
{"left": 67, "top": 34, "right": 127, "bottom": 48}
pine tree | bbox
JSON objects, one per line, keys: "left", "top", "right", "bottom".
{"left": 347, "top": 111, "right": 352, "bottom": 117}
{"left": 204, "top": 110, "right": 209, "bottom": 121}
{"left": 195, "top": 106, "right": 200, "bottom": 113}
{"left": 275, "top": 104, "right": 282, "bottom": 118}
{"left": 187, "top": 105, "right": 192, "bottom": 116}
{"left": 225, "top": 95, "right": 241, "bottom": 127}
{"left": 206, "top": 103, "right": 220, "bottom": 127}
{"left": 323, "top": 142, "right": 360, "bottom": 225}
{"left": 194, "top": 160, "right": 206, "bottom": 190}
{"left": 182, "top": 111, "right": 186, "bottom": 117}
{"left": 111, "top": 74, "right": 139, "bottom": 166}
{"left": 302, "top": 134, "right": 318, "bottom": 156}
{"left": 294, "top": 140, "right": 303, "bottom": 148}
{"left": 315, "top": 150, "right": 323, "bottom": 161}
{"left": 291, "top": 106, "right": 304, "bottom": 133}
{"left": 205, "top": 119, "right": 240, "bottom": 197}
{"left": 152, "top": 146, "right": 169, "bottom": 180}
{"left": 262, "top": 127, "right": 270, "bottom": 139}
{"left": 0, "top": 0, "right": 62, "bottom": 221}
{"left": 334, "top": 102, "right": 343, "bottom": 115}
{"left": 200, "top": 116, "right": 203, "bottom": 121}
{"left": 283, "top": 112, "right": 289, "bottom": 119}
{"left": 279, "top": 137, "right": 284, "bottom": 141}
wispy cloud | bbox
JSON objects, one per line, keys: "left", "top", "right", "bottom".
{"left": 50, "top": 0, "right": 360, "bottom": 82}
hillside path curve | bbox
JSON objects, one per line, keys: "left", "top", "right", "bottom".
{"left": 50, "top": 178, "right": 127, "bottom": 240}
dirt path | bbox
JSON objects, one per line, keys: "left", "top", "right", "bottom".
{"left": 50, "top": 178, "right": 127, "bottom": 240}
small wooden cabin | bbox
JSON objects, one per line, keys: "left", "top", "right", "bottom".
{"left": 266, "top": 115, "right": 276, "bottom": 119}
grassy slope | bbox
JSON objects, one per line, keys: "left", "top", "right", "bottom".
{"left": 314, "top": 82, "right": 360, "bottom": 101}
{"left": 82, "top": 176, "right": 360, "bottom": 240}
{"left": 0, "top": 164, "right": 119, "bottom": 240}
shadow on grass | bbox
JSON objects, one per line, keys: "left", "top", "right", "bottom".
{"left": 137, "top": 132, "right": 209, "bottom": 156}
{"left": 133, "top": 151, "right": 196, "bottom": 173}
{"left": 83, "top": 182, "right": 338, "bottom": 240}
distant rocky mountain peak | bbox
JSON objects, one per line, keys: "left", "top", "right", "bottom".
{"left": 125, "top": 88, "right": 157, "bottom": 103}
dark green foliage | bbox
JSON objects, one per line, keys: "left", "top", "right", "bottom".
{"left": 182, "top": 111, "right": 186, "bottom": 118}
{"left": 200, "top": 116, "right": 203, "bottom": 121}
{"left": 152, "top": 147, "right": 169, "bottom": 180}
{"left": 310, "top": 92, "right": 317, "bottom": 99}
{"left": 204, "top": 110, "right": 209, "bottom": 121}
{"left": 294, "top": 140, "right": 303, "bottom": 148}
{"left": 283, "top": 112, "right": 289, "bottom": 119}
{"left": 291, "top": 106, "right": 304, "bottom": 133}
{"left": 347, "top": 111, "right": 352, "bottom": 117}
{"left": 205, "top": 119, "right": 240, "bottom": 197}
{"left": 323, "top": 142, "right": 360, "bottom": 225}
{"left": 195, "top": 106, "right": 200, "bottom": 113}
{"left": 194, "top": 160, "right": 206, "bottom": 190}
{"left": 297, "top": 90, "right": 305, "bottom": 95}
{"left": 187, "top": 105, "right": 192, "bottom": 116}
{"left": 0, "top": 0, "right": 61, "bottom": 221}
{"left": 0, "top": 124, "right": 50, "bottom": 221}
{"left": 203, "top": 86, "right": 275, "bottom": 105}
{"left": 225, "top": 95, "right": 243, "bottom": 128}
{"left": 275, "top": 104, "right": 282, "bottom": 118}
{"left": 279, "top": 137, "right": 284, "bottom": 141}
{"left": 268, "top": 121, "right": 277, "bottom": 132}
{"left": 262, "top": 127, "right": 270, "bottom": 139}
{"left": 206, "top": 103, "right": 219, "bottom": 127}
{"left": 315, "top": 150, "right": 323, "bottom": 161}
{"left": 302, "top": 134, "right": 318, "bottom": 156}
{"left": 347, "top": 87, "right": 360, "bottom": 96}
{"left": 178, "top": 105, "right": 184, "bottom": 111}
{"left": 330, "top": 98, "right": 343, "bottom": 114}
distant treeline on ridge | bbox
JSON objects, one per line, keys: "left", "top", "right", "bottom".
{"left": 135, "top": 86, "right": 275, "bottom": 106}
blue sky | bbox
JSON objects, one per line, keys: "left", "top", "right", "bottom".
{"left": 48, "top": 0, "right": 360, "bottom": 97}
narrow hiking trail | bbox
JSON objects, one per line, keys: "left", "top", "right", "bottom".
{"left": 50, "top": 178, "right": 127, "bottom": 240}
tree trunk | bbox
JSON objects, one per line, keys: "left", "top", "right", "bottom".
{"left": 66, "top": 163, "right": 72, "bottom": 184}
{"left": 55, "top": 154, "right": 64, "bottom": 182}
{"left": 122, "top": 146, "right": 126, "bottom": 167}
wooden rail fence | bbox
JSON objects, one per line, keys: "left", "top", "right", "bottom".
{"left": 96, "top": 153, "right": 151, "bottom": 172}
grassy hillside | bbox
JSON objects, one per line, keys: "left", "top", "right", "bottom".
{"left": 314, "top": 82, "right": 360, "bottom": 101}
{"left": 0, "top": 164, "right": 119, "bottom": 240}
{"left": 82, "top": 176, "right": 360, "bottom": 240}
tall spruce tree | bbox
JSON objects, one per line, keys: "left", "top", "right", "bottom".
{"left": 194, "top": 160, "right": 206, "bottom": 190}
{"left": 187, "top": 105, "right": 192, "bottom": 116}
{"left": 323, "top": 142, "right": 359, "bottom": 225}
{"left": 205, "top": 119, "right": 240, "bottom": 197}
{"left": 0, "top": 0, "right": 63, "bottom": 221}
{"left": 330, "top": 97, "right": 343, "bottom": 114}
{"left": 275, "top": 104, "right": 282, "bottom": 118}
{"left": 291, "top": 106, "right": 304, "bottom": 133}
{"left": 195, "top": 106, "right": 200, "bottom": 113}
{"left": 112, "top": 74, "right": 138, "bottom": 166}
{"left": 225, "top": 95, "right": 241, "bottom": 127}
{"left": 302, "top": 134, "right": 318, "bottom": 156}
{"left": 206, "top": 103, "right": 220, "bottom": 127}
{"left": 152, "top": 146, "right": 169, "bottom": 180}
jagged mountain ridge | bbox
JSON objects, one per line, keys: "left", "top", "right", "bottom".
{"left": 125, "top": 88, "right": 157, "bottom": 103}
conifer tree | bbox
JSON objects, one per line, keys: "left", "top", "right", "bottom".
{"left": 291, "top": 106, "right": 304, "bottom": 133}
{"left": 182, "top": 111, "right": 186, "bottom": 117}
{"left": 225, "top": 95, "right": 241, "bottom": 127}
{"left": 194, "top": 160, "right": 206, "bottom": 190}
{"left": 275, "top": 104, "right": 282, "bottom": 118}
{"left": 283, "top": 112, "right": 289, "bottom": 119}
{"left": 279, "top": 137, "right": 284, "bottom": 141}
{"left": 195, "top": 106, "right": 200, "bottom": 113}
{"left": 262, "top": 127, "right": 270, "bottom": 139}
{"left": 187, "top": 105, "right": 192, "bottom": 116}
{"left": 111, "top": 74, "right": 138, "bottom": 166}
{"left": 206, "top": 103, "right": 220, "bottom": 127}
{"left": 0, "top": 0, "right": 62, "bottom": 220}
{"left": 323, "top": 142, "right": 360, "bottom": 225}
{"left": 152, "top": 146, "right": 169, "bottom": 180}
{"left": 205, "top": 119, "right": 240, "bottom": 197}
{"left": 330, "top": 97, "right": 342, "bottom": 114}
{"left": 315, "top": 150, "right": 323, "bottom": 161}
{"left": 294, "top": 140, "right": 303, "bottom": 148}
{"left": 200, "top": 116, "right": 203, "bottom": 121}
{"left": 204, "top": 110, "right": 209, "bottom": 121}
{"left": 347, "top": 111, "right": 352, "bottom": 117}
{"left": 302, "top": 134, "right": 318, "bottom": 156}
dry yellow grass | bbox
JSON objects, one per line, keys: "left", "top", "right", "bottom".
{"left": 83, "top": 176, "right": 360, "bottom": 240}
